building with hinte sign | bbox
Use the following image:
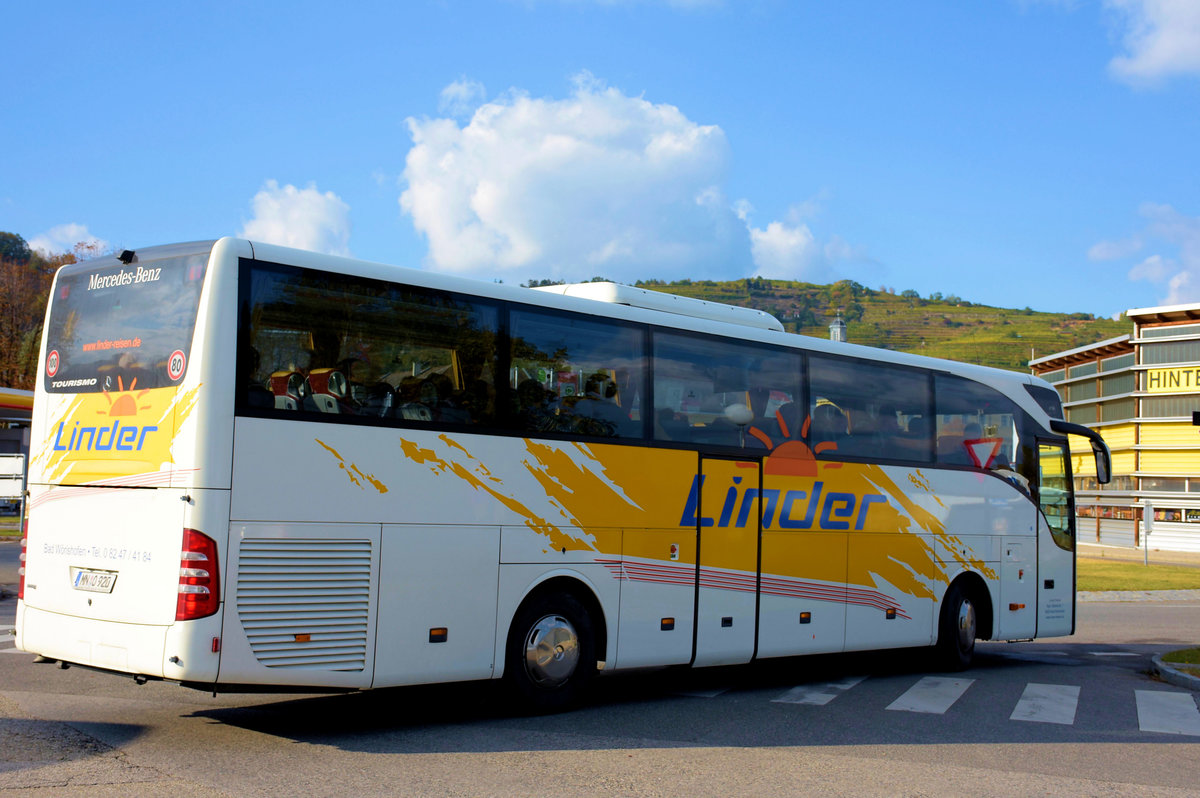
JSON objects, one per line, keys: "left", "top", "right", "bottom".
{"left": 1030, "top": 303, "right": 1200, "bottom": 553}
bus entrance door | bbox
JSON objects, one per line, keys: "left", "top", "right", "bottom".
{"left": 692, "top": 456, "right": 762, "bottom": 668}
{"left": 1035, "top": 440, "right": 1074, "bottom": 638}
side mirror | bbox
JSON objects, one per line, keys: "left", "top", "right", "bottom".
{"left": 1049, "top": 419, "right": 1112, "bottom": 485}
{"left": 1091, "top": 439, "right": 1111, "bottom": 485}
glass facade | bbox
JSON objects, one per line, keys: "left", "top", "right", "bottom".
{"left": 1032, "top": 311, "right": 1200, "bottom": 549}
{"left": 1141, "top": 340, "right": 1200, "bottom": 365}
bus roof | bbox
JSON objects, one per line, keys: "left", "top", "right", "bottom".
{"left": 531, "top": 281, "right": 785, "bottom": 332}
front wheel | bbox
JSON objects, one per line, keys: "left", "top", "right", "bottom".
{"left": 936, "top": 582, "right": 977, "bottom": 671}
{"left": 503, "top": 591, "right": 596, "bottom": 713}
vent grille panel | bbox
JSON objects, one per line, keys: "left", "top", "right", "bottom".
{"left": 236, "top": 538, "right": 372, "bottom": 671}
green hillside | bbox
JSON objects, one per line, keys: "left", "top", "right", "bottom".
{"left": 629, "top": 278, "right": 1128, "bottom": 372}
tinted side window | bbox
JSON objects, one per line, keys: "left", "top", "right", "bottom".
{"left": 509, "top": 309, "right": 646, "bottom": 439}
{"left": 809, "top": 355, "right": 932, "bottom": 462}
{"left": 934, "top": 374, "right": 1032, "bottom": 488}
{"left": 653, "top": 333, "right": 802, "bottom": 450}
{"left": 240, "top": 262, "right": 499, "bottom": 427}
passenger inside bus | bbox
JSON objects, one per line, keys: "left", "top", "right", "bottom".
{"left": 810, "top": 401, "right": 848, "bottom": 453}
{"left": 572, "top": 372, "right": 631, "bottom": 437}
{"left": 516, "top": 378, "right": 560, "bottom": 433}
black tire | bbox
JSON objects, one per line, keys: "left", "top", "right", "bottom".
{"left": 503, "top": 590, "right": 596, "bottom": 714}
{"left": 936, "top": 581, "right": 977, "bottom": 671}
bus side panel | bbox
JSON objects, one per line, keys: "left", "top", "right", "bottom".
{"left": 613, "top": 529, "right": 696, "bottom": 669}
{"left": 757, "top": 527, "right": 848, "bottom": 658}
{"left": 844, "top": 533, "right": 938, "bottom": 651}
{"left": 758, "top": 460, "right": 849, "bottom": 658}
{"left": 229, "top": 419, "right": 514, "bottom": 526}
{"left": 1036, "top": 517, "right": 1074, "bottom": 637}
{"left": 999, "top": 538, "right": 1038, "bottom": 639}
{"left": 217, "top": 522, "right": 380, "bottom": 689}
{"left": 843, "top": 468, "right": 1024, "bottom": 651}
{"left": 373, "top": 524, "right": 500, "bottom": 687}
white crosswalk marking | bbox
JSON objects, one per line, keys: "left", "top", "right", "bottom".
{"left": 726, "top": 670, "right": 1200, "bottom": 737}
{"left": 993, "top": 651, "right": 1076, "bottom": 666}
{"left": 886, "top": 676, "right": 974, "bottom": 714}
{"left": 772, "top": 676, "right": 867, "bottom": 706}
{"left": 1136, "top": 690, "right": 1200, "bottom": 736}
{"left": 1010, "top": 683, "right": 1080, "bottom": 725}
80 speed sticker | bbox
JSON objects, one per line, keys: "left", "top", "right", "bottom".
{"left": 167, "top": 350, "right": 186, "bottom": 381}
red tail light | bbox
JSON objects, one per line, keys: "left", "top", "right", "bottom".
{"left": 17, "top": 520, "right": 27, "bottom": 600}
{"left": 176, "top": 528, "right": 220, "bottom": 621}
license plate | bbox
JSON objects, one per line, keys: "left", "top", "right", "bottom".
{"left": 70, "top": 567, "right": 118, "bottom": 594}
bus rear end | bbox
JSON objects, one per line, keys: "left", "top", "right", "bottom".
{"left": 15, "top": 240, "right": 236, "bottom": 684}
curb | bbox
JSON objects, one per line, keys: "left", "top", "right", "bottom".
{"left": 1077, "top": 589, "right": 1200, "bottom": 602}
{"left": 1152, "top": 654, "right": 1200, "bottom": 692}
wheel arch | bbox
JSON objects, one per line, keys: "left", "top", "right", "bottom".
{"left": 944, "top": 570, "right": 994, "bottom": 642}
{"left": 506, "top": 573, "right": 610, "bottom": 672}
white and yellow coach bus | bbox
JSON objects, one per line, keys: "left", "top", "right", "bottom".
{"left": 15, "top": 239, "right": 1110, "bottom": 711}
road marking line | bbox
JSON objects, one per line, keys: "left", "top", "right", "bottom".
{"left": 1089, "top": 651, "right": 1139, "bottom": 657}
{"left": 772, "top": 676, "right": 867, "bottom": 706}
{"left": 993, "top": 651, "right": 1077, "bottom": 665}
{"left": 1136, "top": 690, "right": 1200, "bottom": 736}
{"left": 1010, "top": 683, "right": 1080, "bottom": 725}
{"left": 886, "top": 676, "right": 974, "bottom": 714}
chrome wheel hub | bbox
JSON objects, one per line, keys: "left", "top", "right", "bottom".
{"left": 523, "top": 613, "right": 580, "bottom": 688}
{"left": 956, "top": 599, "right": 977, "bottom": 650}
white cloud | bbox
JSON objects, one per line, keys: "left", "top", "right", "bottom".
{"left": 401, "top": 75, "right": 861, "bottom": 284}
{"left": 239, "top": 180, "right": 351, "bottom": 256}
{"left": 1120, "top": 203, "right": 1200, "bottom": 304}
{"left": 748, "top": 221, "right": 822, "bottom": 281}
{"left": 401, "top": 73, "right": 752, "bottom": 282}
{"left": 1105, "top": 0, "right": 1200, "bottom": 83}
{"left": 439, "top": 78, "right": 487, "bottom": 118}
{"left": 1128, "top": 253, "right": 1171, "bottom": 282}
{"left": 28, "top": 223, "right": 110, "bottom": 257}
{"left": 740, "top": 197, "right": 864, "bottom": 281}
{"left": 1088, "top": 236, "right": 1144, "bottom": 260}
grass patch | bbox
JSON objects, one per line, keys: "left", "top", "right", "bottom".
{"left": 1077, "top": 559, "right": 1200, "bottom": 592}
{"left": 0, "top": 518, "right": 21, "bottom": 537}
{"left": 1163, "top": 647, "right": 1200, "bottom": 665}
{"left": 1163, "top": 648, "right": 1200, "bottom": 678}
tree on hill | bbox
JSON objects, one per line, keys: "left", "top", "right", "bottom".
{"left": 0, "top": 232, "right": 33, "bottom": 264}
{"left": 0, "top": 232, "right": 77, "bottom": 389}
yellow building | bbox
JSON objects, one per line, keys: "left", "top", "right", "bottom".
{"left": 1030, "top": 303, "right": 1200, "bottom": 553}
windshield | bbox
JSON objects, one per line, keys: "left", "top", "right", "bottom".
{"left": 43, "top": 246, "right": 209, "bottom": 394}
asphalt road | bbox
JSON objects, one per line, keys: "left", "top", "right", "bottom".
{"left": 2, "top": 590, "right": 1199, "bottom": 797}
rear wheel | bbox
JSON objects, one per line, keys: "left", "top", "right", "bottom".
{"left": 936, "top": 581, "right": 977, "bottom": 671}
{"left": 504, "top": 590, "right": 596, "bottom": 713}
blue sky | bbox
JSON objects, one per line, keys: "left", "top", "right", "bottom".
{"left": 3, "top": 1, "right": 1198, "bottom": 319}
